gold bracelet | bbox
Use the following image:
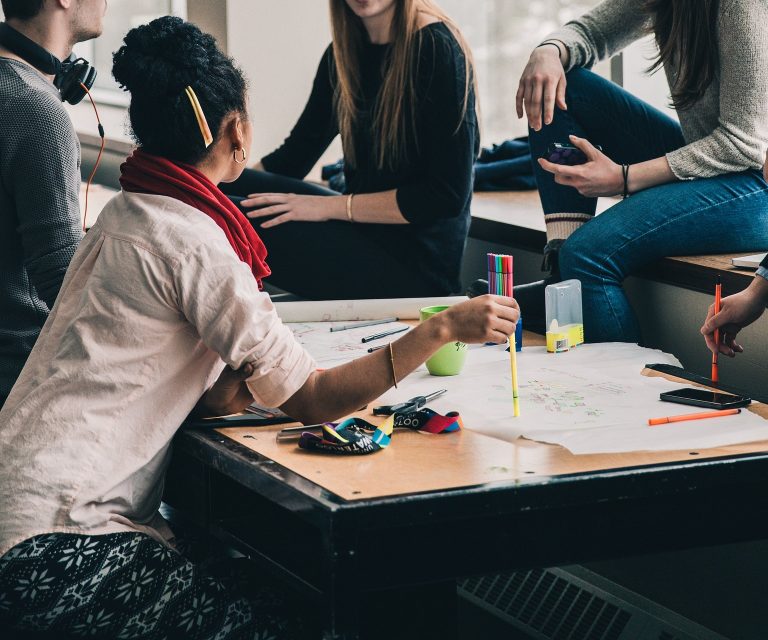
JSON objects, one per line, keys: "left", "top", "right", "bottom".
{"left": 346, "top": 193, "right": 355, "bottom": 222}
{"left": 388, "top": 341, "right": 398, "bottom": 388}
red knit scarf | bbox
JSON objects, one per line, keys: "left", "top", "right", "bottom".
{"left": 120, "top": 150, "right": 270, "bottom": 287}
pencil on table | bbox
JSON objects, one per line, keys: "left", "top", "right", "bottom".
{"left": 510, "top": 334, "right": 520, "bottom": 417}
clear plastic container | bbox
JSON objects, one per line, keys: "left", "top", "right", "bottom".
{"left": 545, "top": 279, "right": 584, "bottom": 353}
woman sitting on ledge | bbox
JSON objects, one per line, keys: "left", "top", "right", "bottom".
{"left": 516, "top": 0, "right": 768, "bottom": 343}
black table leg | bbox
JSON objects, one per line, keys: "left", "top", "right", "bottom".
{"left": 321, "top": 579, "right": 458, "bottom": 640}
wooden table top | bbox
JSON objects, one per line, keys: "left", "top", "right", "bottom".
{"left": 216, "top": 332, "right": 768, "bottom": 502}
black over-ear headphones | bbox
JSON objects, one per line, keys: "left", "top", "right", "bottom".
{"left": 0, "top": 22, "right": 96, "bottom": 105}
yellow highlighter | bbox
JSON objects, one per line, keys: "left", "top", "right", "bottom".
{"left": 510, "top": 335, "right": 520, "bottom": 417}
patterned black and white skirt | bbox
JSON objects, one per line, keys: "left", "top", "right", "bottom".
{"left": 0, "top": 532, "right": 300, "bottom": 639}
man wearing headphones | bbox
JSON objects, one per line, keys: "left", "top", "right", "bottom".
{"left": 0, "top": 0, "right": 106, "bottom": 408}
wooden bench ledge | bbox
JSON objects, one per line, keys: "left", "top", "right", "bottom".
{"left": 469, "top": 190, "right": 760, "bottom": 295}
{"left": 642, "top": 254, "right": 755, "bottom": 294}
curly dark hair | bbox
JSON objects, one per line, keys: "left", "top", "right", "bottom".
{"left": 1, "top": 0, "right": 45, "bottom": 20}
{"left": 112, "top": 16, "right": 248, "bottom": 164}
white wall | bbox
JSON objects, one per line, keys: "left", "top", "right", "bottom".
{"left": 226, "top": 0, "right": 341, "bottom": 177}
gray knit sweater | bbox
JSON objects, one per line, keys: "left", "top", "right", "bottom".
{"left": 0, "top": 58, "right": 82, "bottom": 404}
{"left": 545, "top": 0, "right": 768, "bottom": 179}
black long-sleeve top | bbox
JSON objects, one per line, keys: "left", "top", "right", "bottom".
{"left": 261, "top": 23, "right": 479, "bottom": 295}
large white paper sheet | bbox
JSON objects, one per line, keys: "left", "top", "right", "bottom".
{"left": 372, "top": 342, "right": 768, "bottom": 454}
{"left": 290, "top": 315, "right": 768, "bottom": 453}
{"left": 275, "top": 297, "right": 467, "bottom": 322}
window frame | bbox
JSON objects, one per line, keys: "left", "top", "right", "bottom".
{"left": 76, "top": 0, "right": 187, "bottom": 107}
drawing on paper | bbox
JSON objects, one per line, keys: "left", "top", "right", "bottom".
{"left": 523, "top": 380, "right": 603, "bottom": 417}
{"left": 286, "top": 321, "right": 411, "bottom": 366}
{"left": 484, "top": 368, "right": 632, "bottom": 420}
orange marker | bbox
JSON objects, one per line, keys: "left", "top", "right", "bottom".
{"left": 648, "top": 408, "right": 740, "bottom": 426}
{"left": 711, "top": 275, "right": 722, "bottom": 384}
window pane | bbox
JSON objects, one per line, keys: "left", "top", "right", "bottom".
{"left": 91, "top": 0, "right": 177, "bottom": 94}
{"left": 440, "top": 0, "right": 602, "bottom": 144}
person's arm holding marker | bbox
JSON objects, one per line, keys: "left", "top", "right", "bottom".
{"left": 189, "top": 296, "right": 520, "bottom": 421}
{"left": 700, "top": 153, "right": 768, "bottom": 356}
{"left": 281, "top": 295, "right": 520, "bottom": 426}
{"left": 701, "top": 270, "right": 768, "bottom": 357}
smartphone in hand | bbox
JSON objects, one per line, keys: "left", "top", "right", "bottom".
{"left": 542, "top": 142, "right": 602, "bottom": 166}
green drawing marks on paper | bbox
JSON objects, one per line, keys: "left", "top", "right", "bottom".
{"left": 525, "top": 379, "right": 603, "bottom": 417}
{"left": 522, "top": 376, "right": 631, "bottom": 417}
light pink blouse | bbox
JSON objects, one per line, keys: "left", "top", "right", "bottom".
{"left": 0, "top": 191, "right": 316, "bottom": 556}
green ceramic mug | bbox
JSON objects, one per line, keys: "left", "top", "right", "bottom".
{"left": 420, "top": 305, "right": 468, "bottom": 376}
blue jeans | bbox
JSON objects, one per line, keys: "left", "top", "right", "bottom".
{"left": 528, "top": 68, "right": 768, "bottom": 342}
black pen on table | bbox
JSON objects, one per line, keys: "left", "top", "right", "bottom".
{"left": 361, "top": 326, "right": 408, "bottom": 343}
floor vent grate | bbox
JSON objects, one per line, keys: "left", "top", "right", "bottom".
{"left": 458, "top": 566, "right": 726, "bottom": 640}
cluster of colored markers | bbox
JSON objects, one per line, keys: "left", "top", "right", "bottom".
{"left": 487, "top": 253, "right": 514, "bottom": 296}
{"left": 487, "top": 253, "right": 520, "bottom": 417}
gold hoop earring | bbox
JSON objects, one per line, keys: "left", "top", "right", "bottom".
{"left": 233, "top": 148, "right": 246, "bottom": 164}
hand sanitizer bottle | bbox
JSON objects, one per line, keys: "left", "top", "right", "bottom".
{"left": 545, "top": 279, "right": 584, "bottom": 353}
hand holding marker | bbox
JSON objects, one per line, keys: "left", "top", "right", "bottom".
{"left": 488, "top": 253, "right": 520, "bottom": 417}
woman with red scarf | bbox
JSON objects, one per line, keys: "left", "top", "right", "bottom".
{"left": 0, "top": 17, "right": 519, "bottom": 640}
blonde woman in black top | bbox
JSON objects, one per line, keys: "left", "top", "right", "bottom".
{"left": 226, "top": 0, "right": 479, "bottom": 299}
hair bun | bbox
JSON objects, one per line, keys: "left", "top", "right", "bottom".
{"left": 112, "top": 15, "right": 247, "bottom": 165}
{"left": 112, "top": 16, "right": 217, "bottom": 96}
